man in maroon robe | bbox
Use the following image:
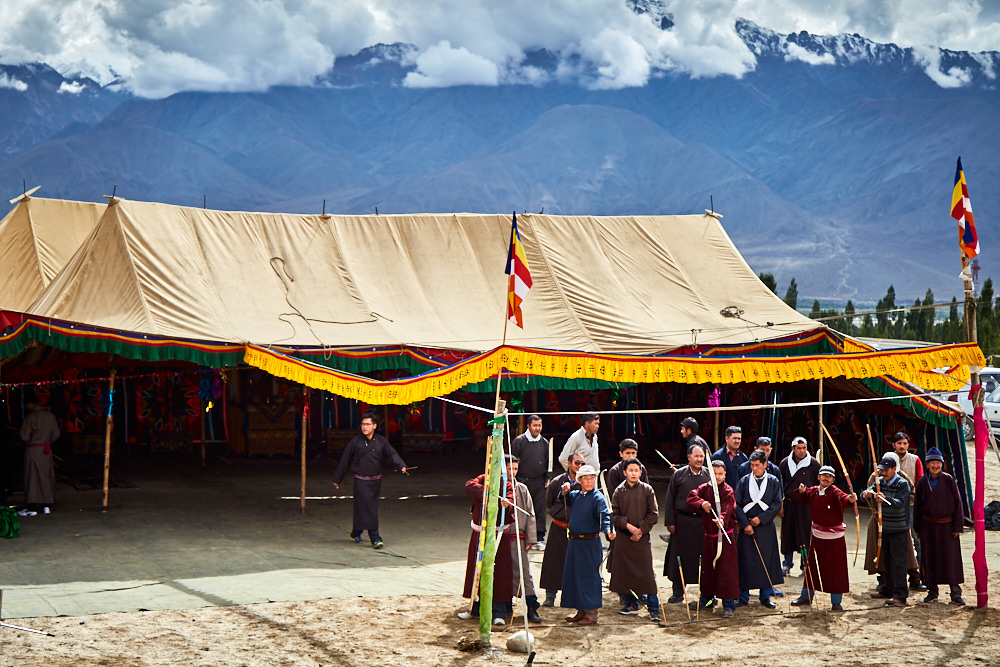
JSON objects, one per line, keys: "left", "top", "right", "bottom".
{"left": 913, "top": 447, "right": 965, "bottom": 605}
{"left": 792, "top": 465, "right": 856, "bottom": 611}
{"left": 459, "top": 467, "right": 516, "bottom": 625}
{"left": 688, "top": 460, "right": 739, "bottom": 617}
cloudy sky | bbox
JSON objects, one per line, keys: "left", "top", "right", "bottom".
{"left": 0, "top": 0, "right": 998, "bottom": 97}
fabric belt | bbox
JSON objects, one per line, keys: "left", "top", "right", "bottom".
{"left": 811, "top": 522, "right": 846, "bottom": 540}
{"left": 551, "top": 518, "right": 569, "bottom": 529}
{"left": 569, "top": 533, "right": 599, "bottom": 540}
{"left": 924, "top": 516, "right": 954, "bottom": 524}
{"left": 28, "top": 442, "right": 52, "bottom": 455}
{"left": 354, "top": 474, "right": 382, "bottom": 480}
{"left": 706, "top": 529, "right": 734, "bottom": 538}
{"left": 677, "top": 511, "right": 700, "bottom": 517}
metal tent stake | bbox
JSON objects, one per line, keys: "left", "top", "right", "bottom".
{"left": 0, "top": 589, "right": 56, "bottom": 637}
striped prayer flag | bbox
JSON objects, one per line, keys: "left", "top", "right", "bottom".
{"left": 505, "top": 212, "right": 532, "bottom": 328}
{"left": 952, "top": 157, "right": 980, "bottom": 259}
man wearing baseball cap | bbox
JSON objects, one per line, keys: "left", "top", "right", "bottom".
{"left": 863, "top": 454, "right": 912, "bottom": 606}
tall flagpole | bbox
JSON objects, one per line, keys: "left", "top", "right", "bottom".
{"left": 952, "top": 156, "right": 987, "bottom": 608}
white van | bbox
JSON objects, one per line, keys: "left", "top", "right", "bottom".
{"left": 943, "top": 367, "right": 1000, "bottom": 439}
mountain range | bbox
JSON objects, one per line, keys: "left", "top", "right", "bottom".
{"left": 0, "top": 19, "right": 997, "bottom": 304}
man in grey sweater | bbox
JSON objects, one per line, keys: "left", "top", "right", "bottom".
{"left": 863, "top": 455, "right": 912, "bottom": 606}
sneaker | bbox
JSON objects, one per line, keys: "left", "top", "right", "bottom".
{"left": 42, "top": 507, "right": 51, "bottom": 515}
{"left": 457, "top": 611, "right": 475, "bottom": 620}
{"left": 16, "top": 509, "right": 36, "bottom": 517}
{"left": 618, "top": 603, "right": 641, "bottom": 615}
{"left": 721, "top": 608, "right": 734, "bottom": 618}
{"left": 923, "top": 593, "right": 939, "bottom": 603}
{"left": 350, "top": 535, "right": 363, "bottom": 544}
{"left": 492, "top": 617, "right": 505, "bottom": 626}
{"left": 534, "top": 542, "right": 545, "bottom": 552}
{"left": 372, "top": 541, "right": 384, "bottom": 549}
{"left": 649, "top": 611, "right": 662, "bottom": 623}
{"left": 772, "top": 589, "right": 784, "bottom": 598}
{"left": 734, "top": 599, "right": 748, "bottom": 607}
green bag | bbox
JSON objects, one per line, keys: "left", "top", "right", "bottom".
{"left": 0, "top": 506, "right": 20, "bottom": 538}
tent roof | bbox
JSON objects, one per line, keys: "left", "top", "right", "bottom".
{"left": 28, "top": 198, "right": 821, "bottom": 355}
{"left": 0, "top": 197, "right": 104, "bottom": 311}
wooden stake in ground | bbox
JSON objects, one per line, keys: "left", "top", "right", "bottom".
{"left": 102, "top": 369, "right": 116, "bottom": 510}
{"left": 300, "top": 387, "right": 308, "bottom": 514}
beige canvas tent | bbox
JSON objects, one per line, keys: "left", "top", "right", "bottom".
{"left": 27, "top": 197, "right": 821, "bottom": 354}
{"left": 0, "top": 196, "right": 104, "bottom": 311}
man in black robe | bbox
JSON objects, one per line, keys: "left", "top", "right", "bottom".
{"left": 780, "top": 436, "right": 820, "bottom": 574}
{"left": 662, "top": 444, "right": 710, "bottom": 603}
{"left": 680, "top": 417, "right": 709, "bottom": 456}
{"left": 734, "top": 450, "right": 784, "bottom": 609}
{"left": 540, "top": 453, "right": 584, "bottom": 606}
{"left": 712, "top": 426, "right": 748, "bottom": 490}
{"left": 332, "top": 411, "right": 407, "bottom": 548}
{"left": 510, "top": 414, "right": 548, "bottom": 545}
{"left": 914, "top": 447, "right": 965, "bottom": 605}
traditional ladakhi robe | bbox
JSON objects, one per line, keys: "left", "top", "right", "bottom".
{"left": 914, "top": 472, "right": 965, "bottom": 586}
{"left": 559, "top": 487, "right": 611, "bottom": 611}
{"left": 663, "top": 465, "right": 710, "bottom": 584}
{"left": 539, "top": 472, "right": 578, "bottom": 592}
{"left": 606, "top": 458, "right": 649, "bottom": 572}
{"left": 780, "top": 452, "right": 821, "bottom": 556}
{"left": 609, "top": 480, "right": 659, "bottom": 598}
{"left": 688, "top": 481, "right": 739, "bottom": 602}
{"left": 331, "top": 432, "right": 406, "bottom": 537}
{"left": 734, "top": 472, "right": 785, "bottom": 592}
{"left": 21, "top": 405, "right": 59, "bottom": 506}
{"left": 462, "top": 475, "right": 516, "bottom": 602}
{"left": 795, "top": 484, "right": 855, "bottom": 594}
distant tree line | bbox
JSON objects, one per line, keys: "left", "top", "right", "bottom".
{"left": 758, "top": 273, "right": 1000, "bottom": 360}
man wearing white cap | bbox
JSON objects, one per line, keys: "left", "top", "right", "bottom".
{"left": 558, "top": 464, "right": 615, "bottom": 625}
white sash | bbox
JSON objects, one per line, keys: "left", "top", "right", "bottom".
{"left": 789, "top": 452, "right": 812, "bottom": 477}
{"left": 742, "top": 474, "right": 769, "bottom": 514}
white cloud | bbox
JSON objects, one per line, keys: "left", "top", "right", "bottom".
{"left": 784, "top": 41, "right": 835, "bottom": 65}
{"left": 912, "top": 45, "right": 972, "bottom": 88}
{"left": 0, "top": 0, "right": 996, "bottom": 96}
{"left": 58, "top": 80, "right": 86, "bottom": 94}
{"left": 403, "top": 40, "right": 499, "bottom": 87}
{"left": 0, "top": 73, "right": 28, "bottom": 91}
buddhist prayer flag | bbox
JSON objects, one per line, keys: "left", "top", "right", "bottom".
{"left": 952, "top": 157, "right": 980, "bottom": 258}
{"left": 505, "top": 212, "right": 532, "bottom": 328}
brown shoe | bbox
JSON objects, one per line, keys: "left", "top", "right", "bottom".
{"left": 577, "top": 617, "right": 597, "bottom": 625}
{"left": 870, "top": 592, "right": 888, "bottom": 599}
{"left": 885, "top": 598, "right": 907, "bottom": 607}
{"left": 564, "top": 611, "right": 585, "bottom": 623}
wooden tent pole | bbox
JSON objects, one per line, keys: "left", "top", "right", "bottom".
{"left": 102, "top": 369, "right": 116, "bottom": 511}
{"left": 301, "top": 387, "right": 308, "bottom": 514}
{"left": 200, "top": 399, "right": 207, "bottom": 467}
{"left": 817, "top": 378, "right": 824, "bottom": 464}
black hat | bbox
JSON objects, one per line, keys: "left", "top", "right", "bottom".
{"left": 877, "top": 455, "right": 898, "bottom": 471}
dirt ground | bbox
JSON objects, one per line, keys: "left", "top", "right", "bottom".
{"left": 3, "top": 445, "right": 1000, "bottom": 666}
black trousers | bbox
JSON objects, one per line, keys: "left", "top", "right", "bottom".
{"left": 878, "top": 531, "right": 910, "bottom": 601}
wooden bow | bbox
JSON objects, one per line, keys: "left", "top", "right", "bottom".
{"left": 821, "top": 423, "right": 862, "bottom": 566}
{"left": 706, "top": 462, "right": 724, "bottom": 566}
{"left": 866, "top": 423, "right": 883, "bottom": 567}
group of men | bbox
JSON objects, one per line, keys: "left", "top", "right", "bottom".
{"left": 325, "top": 409, "right": 966, "bottom": 627}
